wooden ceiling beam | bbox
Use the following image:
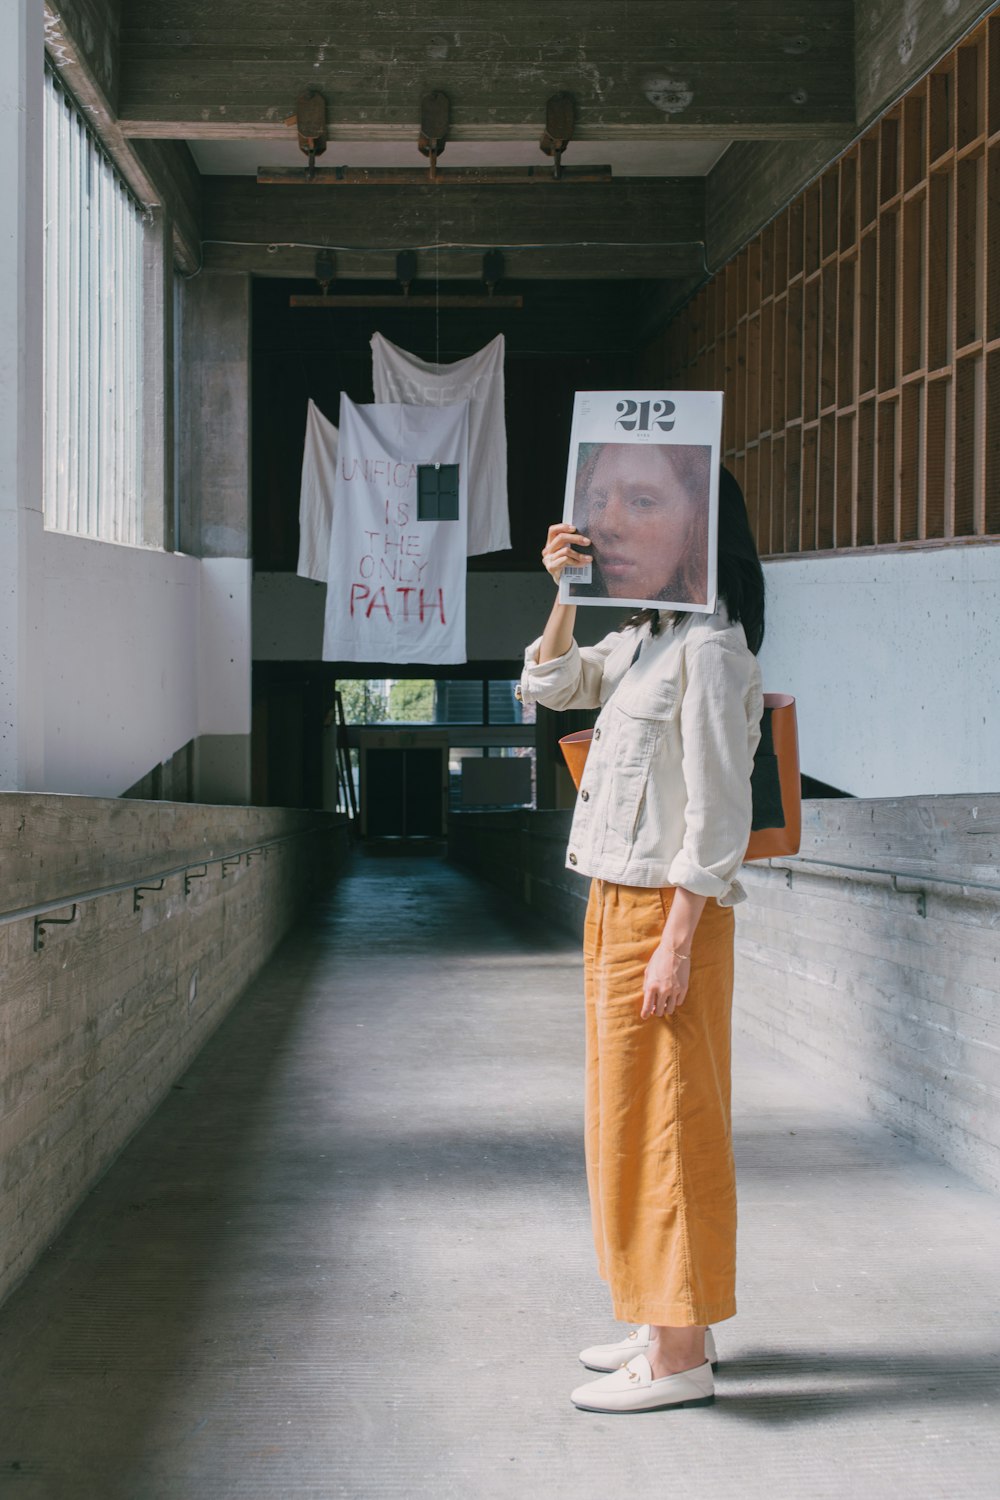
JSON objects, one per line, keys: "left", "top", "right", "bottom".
{"left": 117, "top": 0, "right": 855, "bottom": 140}
{"left": 200, "top": 175, "right": 706, "bottom": 280}
{"left": 256, "top": 165, "right": 615, "bottom": 186}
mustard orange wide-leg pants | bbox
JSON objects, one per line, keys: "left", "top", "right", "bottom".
{"left": 583, "top": 879, "right": 737, "bottom": 1327}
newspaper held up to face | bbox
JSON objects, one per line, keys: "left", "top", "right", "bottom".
{"left": 558, "top": 390, "right": 723, "bottom": 615}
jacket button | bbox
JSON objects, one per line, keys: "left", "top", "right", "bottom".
{"left": 580, "top": 790, "right": 589, "bottom": 801}
{"left": 594, "top": 728, "right": 601, "bottom": 740}
{"left": 568, "top": 852, "right": 578, "bottom": 865}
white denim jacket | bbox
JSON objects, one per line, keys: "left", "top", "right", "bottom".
{"left": 520, "top": 607, "right": 764, "bottom": 905}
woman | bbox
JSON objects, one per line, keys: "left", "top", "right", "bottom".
{"left": 519, "top": 465, "right": 765, "bottom": 1414}
{"left": 565, "top": 442, "right": 711, "bottom": 606}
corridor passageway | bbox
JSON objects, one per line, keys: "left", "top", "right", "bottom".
{"left": 0, "top": 853, "right": 997, "bottom": 1498}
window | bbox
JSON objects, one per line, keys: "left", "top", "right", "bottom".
{"left": 43, "top": 67, "right": 145, "bottom": 544}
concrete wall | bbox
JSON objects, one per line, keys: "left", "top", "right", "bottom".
{"left": 36, "top": 534, "right": 251, "bottom": 799}
{"left": 855, "top": 0, "right": 993, "bottom": 128}
{"left": 177, "top": 272, "right": 251, "bottom": 560}
{"left": 0, "top": 792, "right": 349, "bottom": 1306}
{"left": 736, "top": 796, "right": 1000, "bottom": 1195}
{"left": 0, "top": 0, "right": 44, "bottom": 793}
{"left": 449, "top": 797, "right": 1000, "bottom": 1192}
{"left": 760, "top": 544, "right": 1000, "bottom": 796}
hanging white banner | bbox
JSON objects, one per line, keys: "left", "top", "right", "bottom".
{"left": 297, "top": 399, "right": 338, "bottom": 582}
{"left": 322, "top": 395, "right": 470, "bottom": 665}
{"left": 371, "top": 332, "right": 510, "bottom": 556}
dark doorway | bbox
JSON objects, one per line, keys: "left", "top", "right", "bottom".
{"left": 365, "top": 747, "right": 446, "bottom": 837}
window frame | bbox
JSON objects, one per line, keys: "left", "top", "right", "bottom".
{"left": 42, "top": 62, "right": 150, "bottom": 547}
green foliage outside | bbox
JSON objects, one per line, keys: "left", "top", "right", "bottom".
{"left": 337, "top": 680, "right": 388, "bottom": 724}
{"left": 388, "top": 679, "right": 435, "bottom": 721}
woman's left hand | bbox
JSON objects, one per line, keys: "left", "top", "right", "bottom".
{"left": 641, "top": 941, "right": 691, "bottom": 1018}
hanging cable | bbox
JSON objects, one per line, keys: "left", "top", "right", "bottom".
{"left": 179, "top": 237, "right": 711, "bottom": 282}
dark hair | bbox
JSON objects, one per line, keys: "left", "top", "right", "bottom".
{"left": 619, "top": 464, "right": 766, "bottom": 654}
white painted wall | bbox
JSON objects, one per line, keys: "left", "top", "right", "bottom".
{"left": 759, "top": 544, "right": 1000, "bottom": 796}
{"left": 39, "top": 534, "right": 251, "bottom": 797}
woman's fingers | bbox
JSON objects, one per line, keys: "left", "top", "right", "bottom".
{"left": 642, "top": 975, "right": 666, "bottom": 1018}
{"left": 546, "top": 522, "right": 590, "bottom": 544}
{"left": 542, "top": 524, "right": 591, "bottom": 581}
{"left": 642, "top": 979, "right": 689, "bottom": 1018}
{"left": 541, "top": 538, "right": 591, "bottom": 581}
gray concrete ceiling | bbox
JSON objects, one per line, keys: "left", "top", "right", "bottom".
{"left": 117, "top": 0, "right": 855, "bottom": 142}
{"left": 50, "top": 0, "right": 893, "bottom": 280}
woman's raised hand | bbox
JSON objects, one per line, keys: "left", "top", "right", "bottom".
{"left": 541, "top": 523, "right": 591, "bottom": 586}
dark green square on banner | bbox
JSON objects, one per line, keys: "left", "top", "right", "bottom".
{"left": 417, "top": 463, "right": 460, "bottom": 521}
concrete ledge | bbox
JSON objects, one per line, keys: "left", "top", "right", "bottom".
{"left": 0, "top": 794, "right": 350, "bottom": 1305}
{"left": 450, "top": 798, "right": 1000, "bottom": 1191}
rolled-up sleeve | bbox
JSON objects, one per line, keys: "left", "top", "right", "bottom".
{"left": 667, "top": 640, "right": 758, "bottom": 906}
{"left": 519, "top": 633, "right": 619, "bottom": 712}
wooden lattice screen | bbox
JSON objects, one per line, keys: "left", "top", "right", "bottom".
{"left": 658, "top": 13, "right": 1000, "bottom": 558}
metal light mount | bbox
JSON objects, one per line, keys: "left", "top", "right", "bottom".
{"left": 288, "top": 88, "right": 328, "bottom": 179}
{"left": 418, "top": 90, "right": 451, "bottom": 179}
{"left": 540, "top": 91, "right": 575, "bottom": 178}
{"left": 396, "top": 250, "right": 418, "bottom": 295}
{"left": 483, "top": 249, "right": 505, "bottom": 296}
{"left": 314, "top": 249, "right": 336, "bottom": 296}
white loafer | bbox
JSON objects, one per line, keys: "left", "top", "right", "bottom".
{"left": 579, "top": 1324, "right": 718, "bottom": 1372}
{"left": 571, "top": 1354, "right": 715, "bottom": 1413}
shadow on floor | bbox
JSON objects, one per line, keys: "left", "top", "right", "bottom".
{"left": 716, "top": 1344, "right": 1000, "bottom": 1424}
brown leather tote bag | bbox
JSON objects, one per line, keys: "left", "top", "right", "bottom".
{"left": 558, "top": 693, "right": 801, "bottom": 862}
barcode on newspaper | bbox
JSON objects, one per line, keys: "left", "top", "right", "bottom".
{"left": 562, "top": 563, "right": 593, "bottom": 583}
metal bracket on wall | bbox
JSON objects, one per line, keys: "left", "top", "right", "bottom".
{"left": 892, "top": 874, "right": 927, "bottom": 917}
{"left": 418, "top": 90, "right": 450, "bottom": 180}
{"left": 314, "top": 249, "right": 336, "bottom": 297}
{"left": 2, "top": 828, "right": 328, "bottom": 955}
{"left": 221, "top": 854, "right": 242, "bottom": 878}
{"left": 540, "top": 92, "right": 575, "bottom": 179}
{"left": 483, "top": 249, "right": 505, "bottom": 296}
{"left": 396, "top": 249, "right": 418, "bottom": 296}
{"left": 34, "top": 904, "right": 78, "bottom": 953}
{"left": 776, "top": 860, "right": 930, "bottom": 917}
{"left": 286, "top": 88, "right": 328, "bottom": 180}
{"left": 133, "top": 879, "right": 165, "bottom": 914}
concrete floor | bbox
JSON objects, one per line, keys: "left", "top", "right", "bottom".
{"left": 1, "top": 851, "right": 999, "bottom": 1500}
